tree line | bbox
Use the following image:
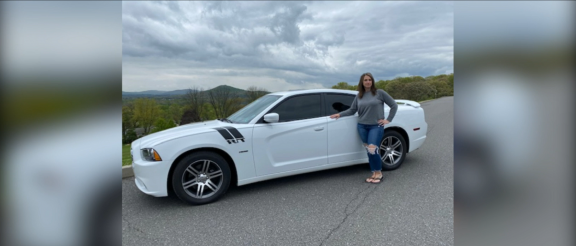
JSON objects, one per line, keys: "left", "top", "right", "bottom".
{"left": 122, "top": 86, "right": 267, "bottom": 144}
{"left": 332, "top": 73, "right": 454, "bottom": 102}
{"left": 123, "top": 73, "right": 453, "bottom": 143}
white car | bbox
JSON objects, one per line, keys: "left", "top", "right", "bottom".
{"left": 131, "top": 89, "right": 427, "bottom": 205}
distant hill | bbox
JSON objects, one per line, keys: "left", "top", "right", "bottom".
{"left": 208, "top": 85, "right": 245, "bottom": 93}
{"left": 122, "top": 85, "right": 266, "bottom": 100}
{"left": 161, "top": 89, "right": 191, "bottom": 95}
{"left": 122, "top": 89, "right": 190, "bottom": 97}
{"left": 203, "top": 85, "right": 247, "bottom": 97}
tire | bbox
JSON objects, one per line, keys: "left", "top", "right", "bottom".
{"left": 172, "top": 151, "right": 232, "bottom": 205}
{"left": 379, "top": 130, "right": 407, "bottom": 170}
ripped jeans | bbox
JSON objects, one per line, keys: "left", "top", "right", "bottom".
{"left": 357, "top": 123, "right": 384, "bottom": 172}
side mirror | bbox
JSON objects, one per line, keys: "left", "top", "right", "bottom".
{"left": 263, "top": 113, "right": 279, "bottom": 123}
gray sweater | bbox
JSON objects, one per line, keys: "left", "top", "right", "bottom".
{"left": 339, "top": 89, "right": 398, "bottom": 125}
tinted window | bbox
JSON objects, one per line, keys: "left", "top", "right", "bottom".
{"left": 325, "top": 93, "right": 355, "bottom": 115}
{"left": 270, "top": 94, "right": 322, "bottom": 122}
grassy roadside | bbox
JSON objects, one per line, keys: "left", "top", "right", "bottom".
{"left": 122, "top": 144, "right": 132, "bottom": 166}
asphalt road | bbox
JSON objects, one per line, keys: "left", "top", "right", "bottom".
{"left": 122, "top": 96, "right": 454, "bottom": 246}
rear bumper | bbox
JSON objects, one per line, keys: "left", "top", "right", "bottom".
{"left": 132, "top": 160, "right": 170, "bottom": 197}
{"left": 408, "top": 122, "right": 428, "bottom": 153}
{"left": 409, "top": 135, "right": 426, "bottom": 153}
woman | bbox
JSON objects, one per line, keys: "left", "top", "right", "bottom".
{"left": 330, "top": 72, "right": 398, "bottom": 183}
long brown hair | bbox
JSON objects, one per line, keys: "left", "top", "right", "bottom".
{"left": 357, "top": 72, "right": 377, "bottom": 99}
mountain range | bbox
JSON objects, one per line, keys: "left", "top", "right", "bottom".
{"left": 122, "top": 85, "right": 250, "bottom": 98}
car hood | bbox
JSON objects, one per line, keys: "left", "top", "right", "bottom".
{"left": 136, "top": 120, "right": 235, "bottom": 147}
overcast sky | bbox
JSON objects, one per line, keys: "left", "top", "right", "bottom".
{"left": 122, "top": 1, "right": 453, "bottom": 92}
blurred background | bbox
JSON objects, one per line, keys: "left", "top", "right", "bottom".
{"left": 1, "top": 2, "right": 121, "bottom": 246}
{"left": 454, "top": 1, "right": 574, "bottom": 246}
{"left": 0, "top": 1, "right": 573, "bottom": 246}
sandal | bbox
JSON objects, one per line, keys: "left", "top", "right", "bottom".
{"left": 370, "top": 175, "right": 383, "bottom": 184}
{"left": 365, "top": 173, "right": 376, "bottom": 183}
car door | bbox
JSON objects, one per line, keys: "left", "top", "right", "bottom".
{"left": 252, "top": 94, "right": 327, "bottom": 176}
{"left": 325, "top": 93, "right": 366, "bottom": 164}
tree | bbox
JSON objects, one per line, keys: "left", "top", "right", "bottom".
{"left": 428, "top": 80, "right": 451, "bottom": 98}
{"left": 385, "top": 81, "right": 406, "bottom": 99}
{"left": 201, "top": 102, "right": 216, "bottom": 120}
{"left": 447, "top": 73, "right": 454, "bottom": 93}
{"left": 122, "top": 103, "right": 136, "bottom": 139}
{"left": 332, "top": 82, "right": 356, "bottom": 90}
{"left": 245, "top": 86, "right": 269, "bottom": 103}
{"left": 132, "top": 98, "right": 162, "bottom": 135}
{"left": 410, "top": 76, "right": 425, "bottom": 83}
{"left": 184, "top": 86, "right": 206, "bottom": 121}
{"left": 208, "top": 86, "right": 235, "bottom": 119}
{"left": 151, "top": 118, "right": 177, "bottom": 133}
{"left": 227, "top": 97, "right": 244, "bottom": 116}
{"left": 402, "top": 82, "right": 435, "bottom": 101}
{"left": 375, "top": 79, "right": 393, "bottom": 90}
{"left": 168, "top": 103, "right": 183, "bottom": 125}
{"left": 180, "top": 108, "right": 202, "bottom": 125}
{"left": 123, "top": 129, "right": 137, "bottom": 144}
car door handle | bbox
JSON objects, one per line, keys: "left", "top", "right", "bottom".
{"left": 314, "top": 127, "right": 324, "bottom": 131}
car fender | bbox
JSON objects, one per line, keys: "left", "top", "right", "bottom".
{"left": 153, "top": 128, "right": 257, "bottom": 184}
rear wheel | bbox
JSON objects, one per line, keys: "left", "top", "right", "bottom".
{"left": 379, "top": 131, "right": 407, "bottom": 170}
{"left": 172, "top": 151, "right": 231, "bottom": 205}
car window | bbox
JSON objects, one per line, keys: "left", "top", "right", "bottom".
{"left": 269, "top": 94, "right": 322, "bottom": 122}
{"left": 324, "top": 93, "right": 355, "bottom": 115}
{"left": 227, "top": 95, "right": 281, "bottom": 124}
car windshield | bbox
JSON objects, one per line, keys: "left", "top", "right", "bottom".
{"left": 227, "top": 95, "right": 281, "bottom": 124}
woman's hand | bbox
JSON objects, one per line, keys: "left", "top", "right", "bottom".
{"left": 378, "top": 119, "right": 390, "bottom": 126}
{"left": 329, "top": 113, "right": 340, "bottom": 119}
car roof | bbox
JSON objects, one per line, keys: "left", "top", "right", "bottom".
{"left": 268, "top": 88, "right": 358, "bottom": 97}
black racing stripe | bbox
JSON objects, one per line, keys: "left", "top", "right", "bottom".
{"left": 223, "top": 126, "right": 244, "bottom": 140}
{"left": 214, "top": 128, "right": 234, "bottom": 141}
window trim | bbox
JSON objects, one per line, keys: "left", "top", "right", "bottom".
{"left": 257, "top": 93, "right": 325, "bottom": 123}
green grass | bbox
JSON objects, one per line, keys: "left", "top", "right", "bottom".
{"left": 122, "top": 144, "right": 132, "bottom": 166}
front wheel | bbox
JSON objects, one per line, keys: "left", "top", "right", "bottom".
{"left": 172, "top": 151, "right": 231, "bottom": 205}
{"left": 379, "top": 130, "right": 407, "bottom": 170}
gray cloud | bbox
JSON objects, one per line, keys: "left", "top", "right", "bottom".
{"left": 122, "top": 1, "right": 453, "bottom": 92}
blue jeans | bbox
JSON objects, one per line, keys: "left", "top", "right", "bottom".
{"left": 357, "top": 123, "right": 384, "bottom": 172}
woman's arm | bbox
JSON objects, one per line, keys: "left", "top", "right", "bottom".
{"left": 379, "top": 90, "right": 398, "bottom": 122}
{"left": 330, "top": 96, "right": 358, "bottom": 119}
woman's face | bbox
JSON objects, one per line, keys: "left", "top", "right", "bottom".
{"left": 362, "top": 75, "right": 373, "bottom": 89}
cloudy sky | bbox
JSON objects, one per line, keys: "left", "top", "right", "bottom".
{"left": 122, "top": 1, "right": 453, "bottom": 92}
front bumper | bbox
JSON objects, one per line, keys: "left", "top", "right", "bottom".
{"left": 132, "top": 159, "right": 171, "bottom": 197}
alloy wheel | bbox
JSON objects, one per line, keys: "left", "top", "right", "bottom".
{"left": 181, "top": 160, "right": 223, "bottom": 199}
{"left": 380, "top": 136, "right": 403, "bottom": 166}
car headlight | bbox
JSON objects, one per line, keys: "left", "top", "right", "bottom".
{"left": 141, "top": 148, "right": 162, "bottom": 161}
